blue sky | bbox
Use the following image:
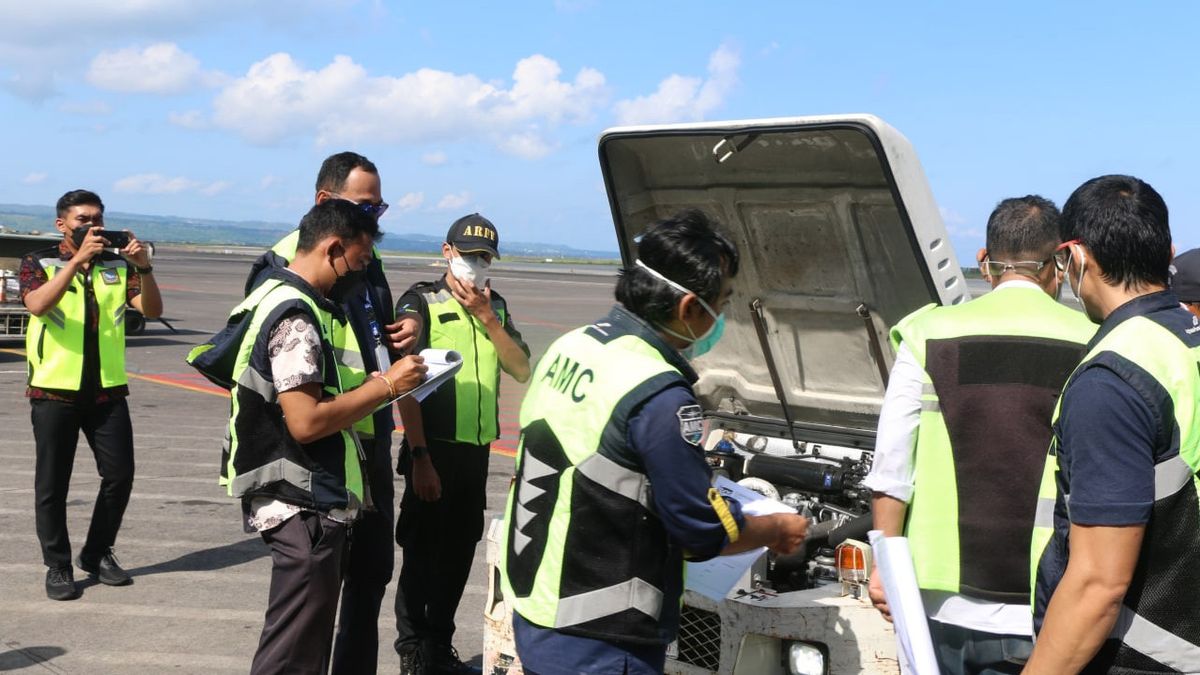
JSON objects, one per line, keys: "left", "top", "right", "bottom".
{"left": 1, "top": 1, "right": 1197, "bottom": 259}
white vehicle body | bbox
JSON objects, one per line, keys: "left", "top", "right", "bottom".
{"left": 483, "top": 114, "right": 967, "bottom": 675}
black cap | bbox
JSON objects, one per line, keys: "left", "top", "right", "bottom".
{"left": 446, "top": 213, "right": 500, "bottom": 259}
{"left": 1170, "top": 248, "right": 1200, "bottom": 302}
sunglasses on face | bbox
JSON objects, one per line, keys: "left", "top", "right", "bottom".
{"left": 331, "top": 194, "right": 389, "bottom": 219}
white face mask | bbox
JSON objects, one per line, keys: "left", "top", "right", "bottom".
{"left": 449, "top": 254, "right": 490, "bottom": 288}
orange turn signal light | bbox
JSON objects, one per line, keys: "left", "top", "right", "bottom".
{"left": 836, "top": 541, "right": 869, "bottom": 584}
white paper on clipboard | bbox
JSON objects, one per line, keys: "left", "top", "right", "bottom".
{"left": 377, "top": 349, "right": 462, "bottom": 409}
{"left": 684, "top": 476, "right": 796, "bottom": 601}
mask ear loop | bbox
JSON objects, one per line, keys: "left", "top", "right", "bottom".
{"left": 1074, "top": 244, "right": 1087, "bottom": 297}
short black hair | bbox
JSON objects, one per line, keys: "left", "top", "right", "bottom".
{"left": 296, "top": 199, "right": 382, "bottom": 252}
{"left": 615, "top": 209, "right": 739, "bottom": 325}
{"left": 56, "top": 190, "right": 104, "bottom": 218}
{"left": 1060, "top": 174, "right": 1171, "bottom": 289}
{"left": 315, "top": 151, "right": 378, "bottom": 193}
{"left": 986, "top": 195, "right": 1061, "bottom": 259}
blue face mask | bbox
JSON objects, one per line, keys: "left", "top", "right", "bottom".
{"left": 634, "top": 259, "right": 726, "bottom": 359}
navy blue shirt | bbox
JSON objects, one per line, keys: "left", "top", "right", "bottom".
{"left": 1034, "top": 291, "right": 1197, "bottom": 631}
{"left": 514, "top": 309, "right": 746, "bottom": 675}
{"left": 1056, "top": 367, "right": 1157, "bottom": 525}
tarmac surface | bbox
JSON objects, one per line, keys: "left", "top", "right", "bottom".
{"left": 0, "top": 249, "right": 618, "bottom": 674}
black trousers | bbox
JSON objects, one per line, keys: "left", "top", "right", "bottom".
{"left": 927, "top": 619, "right": 1034, "bottom": 675}
{"left": 31, "top": 397, "right": 135, "bottom": 568}
{"left": 250, "top": 511, "right": 348, "bottom": 675}
{"left": 394, "top": 439, "right": 490, "bottom": 651}
{"left": 331, "top": 434, "right": 396, "bottom": 675}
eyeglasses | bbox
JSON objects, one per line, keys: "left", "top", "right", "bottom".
{"left": 330, "top": 194, "right": 389, "bottom": 219}
{"left": 979, "top": 256, "right": 1055, "bottom": 278}
{"left": 1053, "top": 239, "right": 1080, "bottom": 272}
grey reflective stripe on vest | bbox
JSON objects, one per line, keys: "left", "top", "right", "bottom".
{"left": 1154, "top": 454, "right": 1196, "bottom": 500}
{"left": 575, "top": 453, "right": 652, "bottom": 509}
{"left": 39, "top": 258, "right": 64, "bottom": 271}
{"left": 44, "top": 307, "right": 66, "bottom": 330}
{"left": 920, "top": 399, "right": 941, "bottom": 413}
{"left": 921, "top": 382, "right": 936, "bottom": 397}
{"left": 1110, "top": 605, "right": 1200, "bottom": 670}
{"left": 1033, "top": 496, "right": 1055, "bottom": 529}
{"left": 113, "top": 304, "right": 126, "bottom": 326}
{"left": 335, "top": 343, "right": 365, "bottom": 371}
{"left": 237, "top": 366, "right": 277, "bottom": 403}
{"left": 230, "top": 457, "right": 313, "bottom": 497}
{"left": 423, "top": 288, "right": 454, "bottom": 304}
{"left": 554, "top": 577, "right": 664, "bottom": 628}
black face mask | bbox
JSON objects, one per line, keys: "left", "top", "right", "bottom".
{"left": 328, "top": 256, "right": 366, "bottom": 304}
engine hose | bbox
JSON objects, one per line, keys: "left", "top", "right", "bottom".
{"left": 771, "top": 513, "right": 872, "bottom": 573}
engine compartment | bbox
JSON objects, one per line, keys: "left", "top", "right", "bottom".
{"left": 705, "top": 430, "right": 874, "bottom": 593}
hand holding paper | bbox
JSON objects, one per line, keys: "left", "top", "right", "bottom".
{"left": 377, "top": 349, "right": 463, "bottom": 410}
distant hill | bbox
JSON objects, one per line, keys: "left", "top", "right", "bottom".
{"left": 0, "top": 204, "right": 619, "bottom": 261}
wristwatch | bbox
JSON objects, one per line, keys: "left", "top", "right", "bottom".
{"left": 135, "top": 265, "right": 154, "bottom": 274}
{"left": 410, "top": 445, "right": 428, "bottom": 459}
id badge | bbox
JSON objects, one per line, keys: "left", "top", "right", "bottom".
{"left": 374, "top": 344, "right": 391, "bottom": 371}
{"left": 100, "top": 269, "right": 120, "bottom": 285}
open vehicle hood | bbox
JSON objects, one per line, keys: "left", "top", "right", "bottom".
{"left": 599, "top": 114, "right": 966, "bottom": 446}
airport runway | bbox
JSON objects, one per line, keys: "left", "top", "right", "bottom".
{"left": 0, "top": 252, "right": 1074, "bottom": 673}
{"left": 0, "top": 250, "right": 617, "bottom": 674}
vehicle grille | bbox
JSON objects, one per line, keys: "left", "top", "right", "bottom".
{"left": 675, "top": 604, "right": 721, "bottom": 672}
{"left": 0, "top": 312, "right": 28, "bottom": 336}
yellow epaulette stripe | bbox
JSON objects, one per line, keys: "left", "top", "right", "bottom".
{"left": 708, "top": 487, "right": 740, "bottom": 543}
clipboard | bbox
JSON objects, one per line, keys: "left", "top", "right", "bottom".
{"left": 378, "top": 348, "right": 463, "bottom": 409}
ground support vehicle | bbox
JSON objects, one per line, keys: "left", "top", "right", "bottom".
{"left": 484, "top": 114, "right": 968, "bottom": 674}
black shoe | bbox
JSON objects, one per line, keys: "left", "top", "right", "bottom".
{"left": 76, "top": 549, "right": 132, "bottom": 586}
{"left": 425, "top": 643, "right": 480, "bottom": 675}
{"left": 45, "top": 565, "right": 80, "bottom": 601}
{"left": 399, "top": 644, "right": 427, "bottom": 675}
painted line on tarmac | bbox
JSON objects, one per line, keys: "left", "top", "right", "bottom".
{"left": 1, "top": 346, "right": 522, "bottom": 457}
{"left": 130, "top": 372, "right": 229, "bottom": 397}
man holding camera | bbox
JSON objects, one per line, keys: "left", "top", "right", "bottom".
{"left": 20, "top": 189, "right": 162, "bottom": 601}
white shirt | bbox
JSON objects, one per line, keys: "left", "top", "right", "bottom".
{"left": 863, "top": 279, "right": 1041, "bottom": 636}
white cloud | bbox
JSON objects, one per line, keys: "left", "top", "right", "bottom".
{"left": 614, "top": 43, "right": 740, "bottom": 126}
{"left": 260, "top": 175, "right": 281, "bottom": 190}
{"left": 421, "top": 151, "right": 447, "bottom": 167}
{"left": 113, "top": 172, "right": 229, "bottom": 195}
{"left": 498, "top": 131, "right": 557, "bottom": 160}
{"left": 22, "top": 172, "right": 48, "bottom": 185}
{"left": 200, "top": 180, "right": 232, "bottom": 196}
{"left": 58, "top": 99, "right": 112, "bottom": 115}
{"left": 87, "top": 42, "right": 224, "bottom": 94}
{"left": 0, "top": 1, "right": 256, "bottom": 99}
{"left": 168, "top": 109, "right": 208, "bottom": 129}
{"left": 209, "top": 52, "right": 608, "bottom": 157}
{"left": 939, "top": 206, "right": 967, "bottom": 226}
{"left": 940, "top": 207, "right": 983, "bottom": 238}
{"left": 394, "top": 192, "right": 424, "bottom": 211}
{"left": 436, "top": 191, "right": 471, "bottom": 210}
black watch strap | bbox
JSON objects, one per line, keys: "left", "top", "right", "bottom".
{"left": 135, "top": 265, "right": 154, "bottom": 274}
